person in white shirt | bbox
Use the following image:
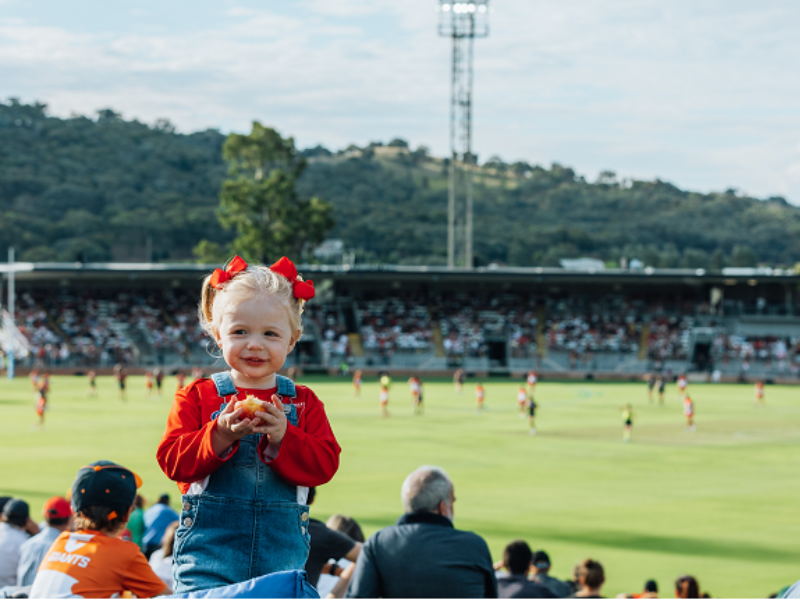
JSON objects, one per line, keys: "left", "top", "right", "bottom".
{"left": 0, "top": 499, "right": 37, "bottom": 587}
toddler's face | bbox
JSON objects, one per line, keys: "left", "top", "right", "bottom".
{"left": 216, "top": 295, "right": 299, "bottom": 389}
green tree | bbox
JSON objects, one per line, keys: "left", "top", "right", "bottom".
{"left": 215, "top": 122, "right": 334, "bottom": 264}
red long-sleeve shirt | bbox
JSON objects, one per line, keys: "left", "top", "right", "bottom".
{"left": 157, "top": 378, "right": 341, "bottom": 494}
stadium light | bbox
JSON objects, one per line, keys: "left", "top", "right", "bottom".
{"left": 438, "top": 0, "right": 489, "bottom": 269}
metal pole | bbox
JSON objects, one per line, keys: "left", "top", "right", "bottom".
{"left": 447, "top": 32, "right": 458, "bottom": 268}
{"left": 465, "top": 15, "right": 475, "bottom": 269}
{"left": 7, "top": 247, "right": 14, "bottom": 379}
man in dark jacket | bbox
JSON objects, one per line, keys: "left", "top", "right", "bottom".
{"left": 497, "top": 541, "right": 554, "bottom": 598}
{"left": 346, "top": 465, "right": 497, "bottom": 598}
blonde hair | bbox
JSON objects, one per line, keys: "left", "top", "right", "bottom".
{"left": 199, "top": 258, "right": 306, "bottom": 340}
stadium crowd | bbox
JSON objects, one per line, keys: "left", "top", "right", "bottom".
{"left": 1, "top": 465, "right": 749, "bottom": 599}
{"left": 10, "top": 288, "right": 800, "bottom": 375}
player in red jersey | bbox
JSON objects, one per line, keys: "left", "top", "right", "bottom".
{"left": 517, "top": 386, "right": 528, "bottom": 418}
{"left": 33, "top": 384, "right": 47, "bottom": 431}
{"left": 176, "top": 370, "right": 186, "bottom": 391}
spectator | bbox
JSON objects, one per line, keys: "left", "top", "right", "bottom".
{"left": 674, "top": 575, "right": 699, "bottom": 599}
{"left": 637, "top": 579, "right": 658, "bottom": 598}
{"left": 304, "top": 488, "right": 362, "bottom": 588}
{"left": 128, "top": 495, "right": 145, "bottom": 549}
{"left": 316, "top": 514, "right": 365, "bottom": 598}
{"left": 530, "top": 550, "right": 571, "bottom": 598}
{"left": 142, "top": 493, "right": 178, "bottom": 559}
{"left": 574, "top": 559, "right": 605, "bottom": 598}
{"left": 29, "top": 460, "right": 169, "bottom": 598}
{"left": 149, "top": 521, "right": 180, "bottom": 590}
{"left": 496, "top": 540, "right": 554, "bottom": 598}
{"left": 0, "top": 499, "right": 36, "bottom": 587}
{"left": 346, "top": 465, "right": 497, "bottom": 598}
{"left": 17, "top": 497, "right": 74, "bottom": 586}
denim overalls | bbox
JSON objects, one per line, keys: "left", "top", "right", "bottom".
{"left": 172, "top": 373, "right": 312, "bottom": 593}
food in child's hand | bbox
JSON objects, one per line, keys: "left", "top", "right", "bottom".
{"left": 235, "top": 394, "right": 266, "bottom": 420}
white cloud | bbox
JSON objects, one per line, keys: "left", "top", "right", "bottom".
{"left": 1, "top": 0, "right": 799, "bottom": 200}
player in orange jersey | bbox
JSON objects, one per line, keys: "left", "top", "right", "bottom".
{"left": 33, "top": 385, "right": 47, "bottom": 431}
{"left": 754, "top": 380, "right": 765, "bottom": 406}
{"left": 476, "top": 383, "right": 485, "bottom": 412}
{"left": 683, "top": 394, "right": 695, "bottom": 432}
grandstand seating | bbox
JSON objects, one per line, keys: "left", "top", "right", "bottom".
{"left": 9, "top": 285, "right": 800, "bottom": 379}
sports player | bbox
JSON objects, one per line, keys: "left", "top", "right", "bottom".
{"left": 154, "top": 367, "right": 164, "bottom": 399}
{"left": 526, "top": 370, "right": 538, "bottom": 397}
{"left": 527, "top": 396, "right": 538, "bottom": 435}
{"left": 645, "top": 373, "right": 656, "bottom": 403}
{"left": 379, "top": 383, "right": 390, "bottom": 418}
{"left": 33, "top": 384, "right": 47, "bottom": 431}
{"left": 144, "top": 371, "right": 154, "bottom": 398}
{"left": 114, "top": 363, "right": 127, "bottom": 402}
{"left": 517, "top": 386, "right": 528, "bottom": 418}
{"left": 754, "top": 380, "right": 765, "bottom": 406}
{"left": 87, "top": 370, "right": 97, "bottom": 398}
{"left": 453, "top": 368, "right": 465, "bottom": 396}
{"left": 176, "top": 370, "right": 186, "bottom": 391}
{"left": 683, "top": 394, "right": 695, "bottom": 431}
{"left": 620, "top": 404, "right": 634, "bottom": 443}
{"left": 677, "top": 374, "right": 688, "bottom": 399}
{"left": 657, "top": 376, "right": 666, "bottom": 405}
{"left": 476, "top": 383, "right": 485, "bottom": 412}
{"left": 352, "top": 369, "right": 362, "bottom": 397}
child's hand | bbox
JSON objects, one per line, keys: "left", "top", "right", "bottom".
{"left": 211, "top": 399, "right": 266, "bottom": 456}
{"left": 253, "top": 394, "right": 288, "bottom": 447}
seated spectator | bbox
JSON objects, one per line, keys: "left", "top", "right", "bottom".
{"left": 128, "top": 494, "right": 146, "bottom": 549}
{"left": 142, "top": 493, "right": 178, "bottom": 559}
{"left": 149, "top": 521, "right": 179, "bottom": 590}
{"left": 305, "top": 488, "right": 362, "bottom": 588}
{"left": 637, "top": 579, "right": 658, "bottom": 598}
{"left": 17, "top": 497, "right": 74, "bottom": 586}
{"left": 0, "top": 499, "right": 37, "bottom": 587}
{"left": 316, "top": 514, "right": 365, "bottom": 598}
{"left": 346, "top": 465, "right": 497, "bottom": 598}
{"left": 530, "top": 550, "right": 571, "bottom": 598}
{"left": 496, "top": 540, "right": 554, "bottom": 598}
{"left": 29, "top": 460, "right": 169, "bottom": 598}
{"left": 574, "top": 559, "right": 605, "bottom": 598}
{"left": 674, "top": 575, "right": 699, "bottom": 599}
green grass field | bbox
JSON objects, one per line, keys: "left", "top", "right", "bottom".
{"left": 2, "top": 374, "right": 800, "bottom": 597}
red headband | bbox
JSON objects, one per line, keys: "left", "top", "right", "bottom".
{"left": 270, "top": 256, "right": 315, "bottom": 301}
{"left": 210, "top": 255, "right": 248, "bottom": 290}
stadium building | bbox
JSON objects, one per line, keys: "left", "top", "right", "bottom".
{"left": 2, "top": 261, "right": 799, "bottom": 382}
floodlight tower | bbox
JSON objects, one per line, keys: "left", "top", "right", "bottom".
{"left": 438, "top": 0, "right": 489, "bottom": 269}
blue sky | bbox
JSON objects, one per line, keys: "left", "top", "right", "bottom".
{"left": 2, "top": 0, "right": 800, "bottom": 201}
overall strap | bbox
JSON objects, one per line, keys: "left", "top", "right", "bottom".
{"left": 211, "top": 371, "right": 238, "bottom": 398}
{"left": 276, "top": 375, "right": 296, "bottom": 399}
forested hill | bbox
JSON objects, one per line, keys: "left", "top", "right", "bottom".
{"left": 2, "top": 100, "right": 799, "bottom": 268}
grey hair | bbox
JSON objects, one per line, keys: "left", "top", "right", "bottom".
{"left": 401, "top": 466, "right": 453, "bottom": 514}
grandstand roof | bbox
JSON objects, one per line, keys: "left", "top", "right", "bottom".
{"left": 1, "top": 261, "right": 798, "bottom": 287}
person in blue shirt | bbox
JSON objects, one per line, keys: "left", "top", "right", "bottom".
{"left": 142, "top": 494, "right": 178, "bottom": 559}
{"left": 17, "top": 497, "right": 73, "bottom": 586}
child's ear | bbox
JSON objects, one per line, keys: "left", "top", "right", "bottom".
{"left": 288, "top": 330, "right": 302, "bottom": 352}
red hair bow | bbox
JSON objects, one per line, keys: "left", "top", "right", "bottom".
{"left": 210, "top": 255, "right": 248, "bottom": 290}
{"left": 270, "top": 256, "right": 315, "bottom": 301}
